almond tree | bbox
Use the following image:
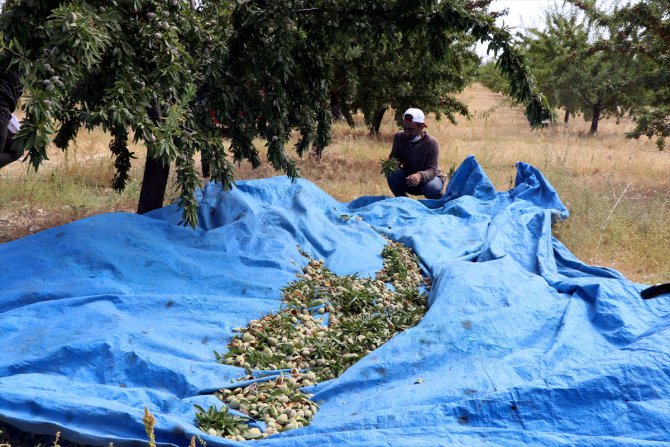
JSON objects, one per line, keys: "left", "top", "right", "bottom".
{"left": 0, "top": 0, "right": 226, "bottom": 222}
{"left": 570, "top": 0, "right": 669, "bottom": 148}
{"left": 328, "top": 21, "right": 479, "bottom": 136}
{"left": 0, "top": 0, "right": 552, "bottom": 226}
{"left": 522, "top": 3, "right": 647, "bottom": 133}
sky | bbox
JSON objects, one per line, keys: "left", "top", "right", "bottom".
{"left": 478, "top": 0, "right": 556, "bottom": 59}
{"left": 492, "top": 0, "right": 554, "bottom": 30}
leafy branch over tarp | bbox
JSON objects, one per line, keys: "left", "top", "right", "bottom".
{"left": 0, "top": 0, "right": 552, "bottom": 225}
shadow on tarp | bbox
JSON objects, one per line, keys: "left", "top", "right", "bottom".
{"left": 1, "top": 155, "right": 669, "bottom": 447}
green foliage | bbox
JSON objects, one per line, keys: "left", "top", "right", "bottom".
{"left": 207, "top": 240, "right": 427, "bottom": 439}
{"left": 329, "top": 17, "right": 479, "bottom": 134}
{"left": 483, "top": 21, "right": 555, "bottom": 127}
{"left": 476, "top": 61, "right": 511, "bottom": 95}
{"left": 193, "top": 404, "right": 251, "bottom": 438}
{"left": 522, "top": 2, "right": 649, "bottom": 132}
{"left": 108, "top": 123, "right": 134, "bottom": 191}
{"left": 569, "top": 0, "right": 669, "bottom": 149}
{"left": 379, "top": 157, "right": 400, "bottom": 177}
{"left": 0, "top": 0, "right": 226, "bottom": 226}
{"left": 0, "top": 0, "right": 551, "bottom": 225}
{"left": 221, "top": 240, "right": 427, "bottom": 382}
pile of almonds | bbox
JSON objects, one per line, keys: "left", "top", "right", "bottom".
{"left": 196, "top": 240, "right": 428, "bottom": 440}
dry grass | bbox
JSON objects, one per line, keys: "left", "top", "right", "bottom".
{"left": 1, "top": 83, "right": 668, "bottom": 283}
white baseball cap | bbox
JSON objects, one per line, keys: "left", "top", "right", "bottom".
{"left": 403, "top": 108, "right": 425, "bottom": 124}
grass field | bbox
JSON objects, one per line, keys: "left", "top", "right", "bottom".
{"left": 1, "top": 83, "right": 668, "bottom": 283}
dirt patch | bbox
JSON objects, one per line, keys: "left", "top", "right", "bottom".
{"left": 0, "top": 203, "right": 136, "bottom": 243}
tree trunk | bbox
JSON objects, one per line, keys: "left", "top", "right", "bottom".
{"left": 343, "top": 108, "right": 355, "bottom": 127}
{"left": 370, "top": 108, "right": 386, "bottom": 135}
{"left": 590, "top": 104, "right": 601, "bottom": 134}
{"left": 564, "top": 109, "right": 570, "bottom": 124}
{"left": 137, "top": 156, "right": 170, "bottom": 214}
{"left": 137, "top": 104, "right": 170, "bottom": 214}
{"left": 331, "top": 103, "right": 343, "bottom": 121}
{"left": 201, "top": 157, "right": 210, "bottom": 178}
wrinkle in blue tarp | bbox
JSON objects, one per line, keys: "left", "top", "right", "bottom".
{"left": 1, "top": 155, "right": 669, "bottom": 447}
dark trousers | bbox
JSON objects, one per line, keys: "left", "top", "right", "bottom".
{"left": 386, "top": 168, "right": 444, "bottom": 199}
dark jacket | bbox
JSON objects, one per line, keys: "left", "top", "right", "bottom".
{"left": 389, "top": 131, "right": 445, "bottom": 183}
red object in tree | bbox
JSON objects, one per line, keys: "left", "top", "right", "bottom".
{"left": 209, "top": 109, "right": 220, "bottom": 126}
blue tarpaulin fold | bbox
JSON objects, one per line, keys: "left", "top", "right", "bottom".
{"left": 1, "top": 155, "right": 668, "bottom": 446}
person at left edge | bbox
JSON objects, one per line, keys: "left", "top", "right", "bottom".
{"left": 0, "top": 70, "right": 23, "bottom": 169}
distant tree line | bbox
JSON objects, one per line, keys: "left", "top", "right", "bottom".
{"left": 477, "top": 0, "right": 668, "bottom": 146}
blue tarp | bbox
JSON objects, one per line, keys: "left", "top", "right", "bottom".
{"left": 1, "top": 155, "right": 669, "bottom": 446}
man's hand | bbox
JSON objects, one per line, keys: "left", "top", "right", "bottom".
{"left": 405, "top": 173, "right": 422, "bottom": 187}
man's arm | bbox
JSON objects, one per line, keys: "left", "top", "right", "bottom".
{"left": 417, "top": 139, "right": 439, "bottom": 183}
{"left": 388, "top": 132, "right": 403, "bottom": 164}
